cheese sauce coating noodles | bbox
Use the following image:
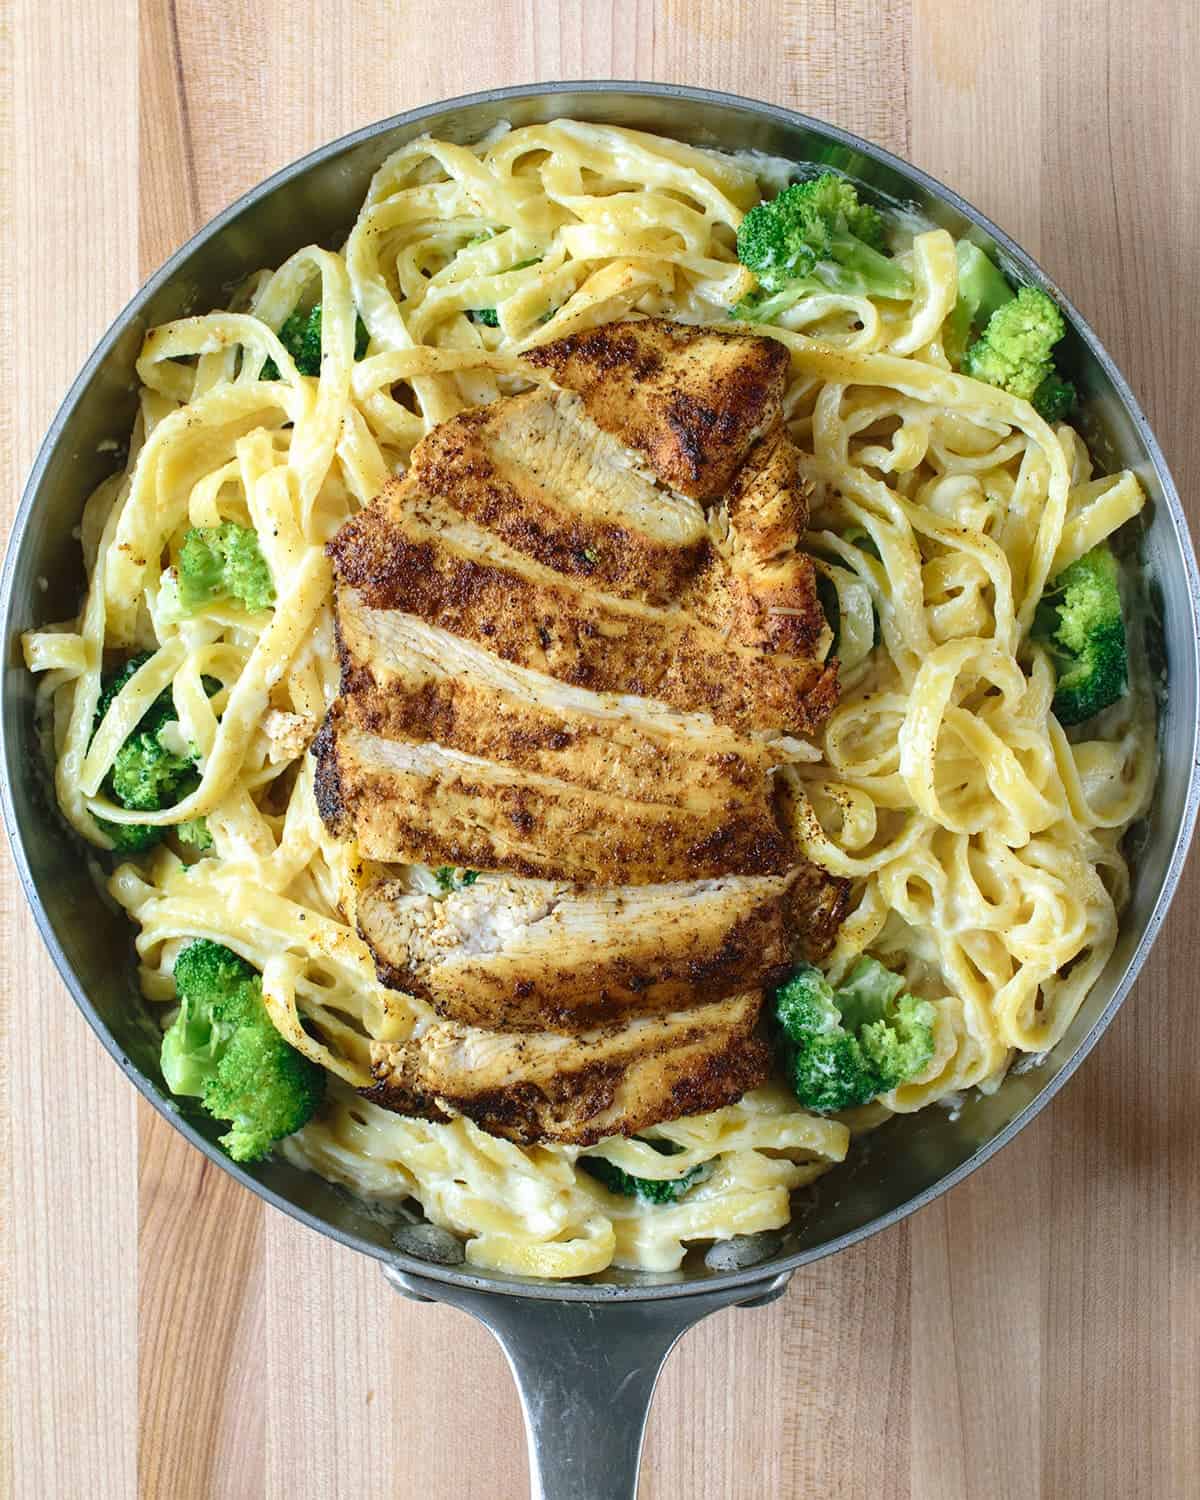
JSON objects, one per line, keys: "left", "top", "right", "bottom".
{"left": 23, "top": 121, "right": 1155, "bottom": 1276}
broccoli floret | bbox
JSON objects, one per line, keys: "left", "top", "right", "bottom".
{"left": 1031, "top": 544, "right": 1128, "bottom": 725}
{"left": 92, "top": 656, "right": 202, "bottom": 852}
{"left": 774, "top": 966, "right": 878, "bottom": 1111}
{"left": 177, "top": 817, "right": 213, "bottom": 851}
{"left": 581, "top": 1140, "right": 707, "bottom": 1204}
{"left": 944, "top": 241, "right": 1014, "bottom": 364}
{"left": 772, "top": 958, "right": 935, "bottom": 1112}
{"left": 1031, "top": 370, "right": 1078, "bottom": 424}
{"left": 178, "top": 522, "right": 275, "bottom": 613}
{"left": 109, "top": 730, "right": 195, "bottom": 811}
{"left": 963, "top": 286, "right": 1077, "bottom": 419}
{"left": 434, "top": 866, "right": 479, "bottom": 892}
{"left": 94, "top": 817, "right": 164, "bottom": 855}
{"left": 835, "top": 959, "right": 936, "bottom": 1088}
{"left": 161, "top": 939, "right": 324, "bottom": 1162}
{"left": 733, "top": 173, "right": 911, "bottom": 322}
{"left": 92, "top": 662, "right": 222, "bottom": 852}
{"left": 262, "top": 304, "right": 370, "bottom": 379}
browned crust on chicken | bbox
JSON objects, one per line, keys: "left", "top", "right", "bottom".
{"left": 358, "top": 1076, "right": 451, "bottom": 1122}
{"left": 327, "top": 496, "right": 837, "bottom": 737}
{"left": 311, "top": 715, "right": 349, "bottom": 838}
{"left": 787, "top": 859, "right": 852, "bottom": 963}
{"left": 333, "top": 591, "right": 777, "bottom": 804}
{"left": 355, "top": 873, "right": 800, "bottom": 1030}
{"left": 363, "top": 993, "right": 773, "bottom": 1146}
{"left": 313, "top": 710, "right": 792, "bottom": 883}
{"left": 686, "top": 430, "right": 831, "bottom": 660}
{"left": 525, "top": 319, "right": 789, "bottom": 500}
{"left": 730, "top": 430, "right": 809, "bottom": 556}
{"left": 406, "top": 388, "right": 708, "bottom": 604}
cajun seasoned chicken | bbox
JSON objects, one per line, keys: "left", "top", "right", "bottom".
{"left": 315, "top": 600, "right": 796, "bottom": 884}
{"left": 356, "top": 869, "right": 848, "bottom": 1032}
{"left": 315, "top": 317, "right": 846, "bottom": 1143}
{"left": 394, "top": 386, "right": 710, "bottom": 605}
{"left": 364, "top": 992, "right": 772, "bottom": 1147}
{"left": 523, "top": 319, "right": 787, "bottom": 500}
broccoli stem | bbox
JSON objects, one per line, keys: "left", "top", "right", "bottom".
{"left": 944, "top": 241, "right": 1014, "bottom": 363}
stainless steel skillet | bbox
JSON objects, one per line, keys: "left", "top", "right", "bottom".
{"left": 3, "top": 83, "right": 1197, "bottom": 1500}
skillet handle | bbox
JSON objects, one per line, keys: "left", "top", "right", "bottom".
{"left": 384, "top": 1265, "right": 791, "bottom": 1500}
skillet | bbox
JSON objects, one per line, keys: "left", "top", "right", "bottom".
{"left": 4, "top": 82, "right": 1197, "bottom": 1500}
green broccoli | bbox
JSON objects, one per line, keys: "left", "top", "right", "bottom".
{"left": 1029, "top": 369, "right": 1077, "bottom": 424}
{"left": 963, "top": 285, "right": 1077, "bottom": 421}
{"left": 178, "top": 522, "right": 275, "bottom": 613}
{"left": 161, "top": 939, "right": 324, "bottom": 1162}
{"left": 109, "top": 729, "right": 194, "bottom": 812}
{"left": 177, "top": 817, "right": 213, "bottom": 851}
{"left": 581, "top": 1140, "right": 707, "bottom": 1204}
{"left": 732, "top": 173, "right": 911, "bottom": 322}
{"left": 944, "top": 241, "right": 1014, "bottom": 364}
{"left": 261, "top": 304, "right": 370, "bottom": 379}
{"left": 434, "top": 867, "right": 480, "bottom": 892}
{"left": 773, "top": 957, "right": 935, "bottom": 1113}
{"left": 92, "top": 655, "right": 199, "bottom": 853}
{"left": 815, "top": 572, "right": 840, "bottom": 650}
{"left": 1031, "top": 544, "right": 1128, "bottom": 725}
{"left": 94, "top": 817, "right": 165, "bottom": 855}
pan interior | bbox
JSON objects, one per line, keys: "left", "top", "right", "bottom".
{"left": 5, "top": 83, "right": 1196, "bottom": 1298}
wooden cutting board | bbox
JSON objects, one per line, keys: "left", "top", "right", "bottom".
{"left": 3, "top": 1, "right": 1197, "bottom": 1495}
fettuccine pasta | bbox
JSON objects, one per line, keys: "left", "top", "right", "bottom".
{"left": 23, "top": 120, "right": 1155, "bottom": 1276}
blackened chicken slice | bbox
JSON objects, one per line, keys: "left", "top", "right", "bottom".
{"left": 354, "top": 869, "right": 847, "bottom": 1031}
{"left": 363, "top": 991, "right": 772, "bottom": 1147}
{"left": 524, "top": 317, "right": 789, "bottom": 501}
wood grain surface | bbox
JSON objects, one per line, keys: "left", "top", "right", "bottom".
{"left": 2, "top": 2, "right": 1198, "bottom": 1496}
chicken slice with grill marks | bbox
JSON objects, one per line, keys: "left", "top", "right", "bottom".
{"left": 363, "top": 991, "right": 772, "bottom": 1147}
{"left": 686, "top": 428, "right": 834, "bottom": 662}
{"left": 332, "top": 602, "right": 787, "bottom": 802}
{"left": 523, "top": 317, "right": 789, "bottom": 500}
{"left": 354, "top": 867, "right": 848, "bottom": 1031}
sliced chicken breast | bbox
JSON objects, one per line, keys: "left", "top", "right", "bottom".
{"left": 312, "top": 316, "right": 846, "bottom": 1143}
{"left": 327, "top": 487, "right": 837, "bottom": 737}
{"left": 355, "top": 872, "right": 812, "bottom": 1030}
{"left": 524, "top": 318, "right": 789, "bottom": 500}
{"left": 333, "top": 602, "right": 782, "bottom": 806}
{"left": 408, "top": 386, "right": 708, "bottom": 603}
{"left": 687, "top": 429, "right": 833, "bottom": 661}
{"left": 363, "top": 991, "right": 772, "bottom": 1146}
{"left": 314, "top": 710, "right": 792, "bottom": 883}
